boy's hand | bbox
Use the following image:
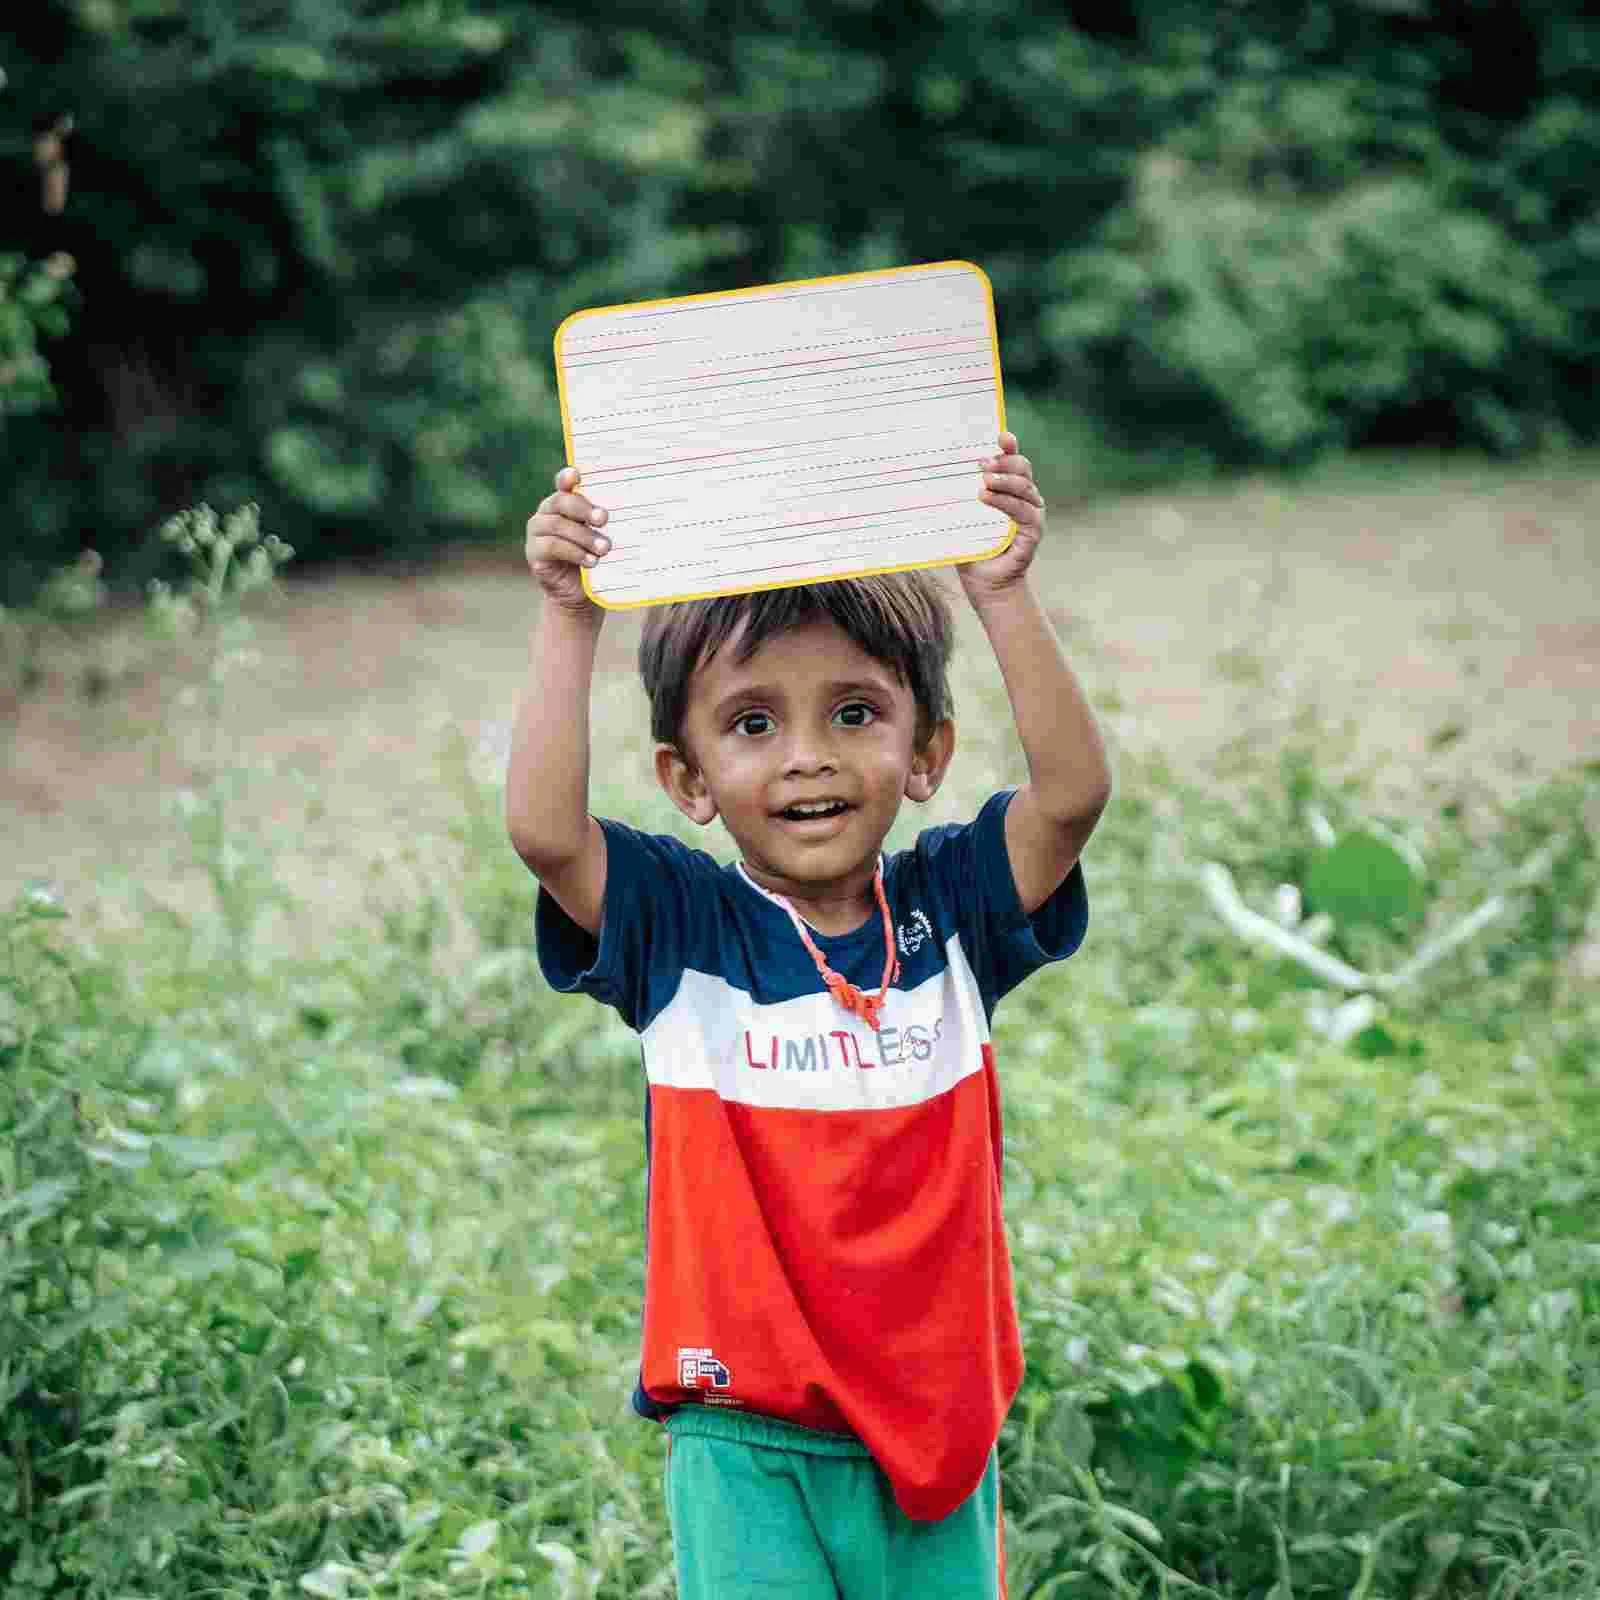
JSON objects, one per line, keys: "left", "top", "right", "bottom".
{"left": 526, "top": 465, "right": 610, "bottom": 616}
{"left": 961, "top": 431, "right": 1045, "bottom": 604}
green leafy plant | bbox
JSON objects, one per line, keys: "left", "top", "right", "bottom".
{"left": 143, "top": 502, "right": 295, "bottom": 956}
{"left": 0, "top": 886, "right": 245, "bottom": 1597}
{"left": 1200, "top": 803, "right": 1567, "bottom": 1002}
{"left": 1085, "top": 1359, "right": 1230, "bottom": 1501}
{"left": 0, "top": 250, "right": 77, "bottom": 422}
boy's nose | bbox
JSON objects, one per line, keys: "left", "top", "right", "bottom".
{"left": 783, "top": 732, "right": 837, "bottom": 775}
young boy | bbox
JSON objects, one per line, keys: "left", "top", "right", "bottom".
{"left": 506, "top": 433, "right": 1111, "bottom": 1599}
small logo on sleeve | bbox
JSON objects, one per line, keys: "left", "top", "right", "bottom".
{"left": 897, "top": 908, "right": 933, "bottom": 958}
{"left": 677, "top": 1346, "right": 733, "bottom": 1390}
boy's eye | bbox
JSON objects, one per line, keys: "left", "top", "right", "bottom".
{"left": 733, "top": 711, "right": 774, "bottom": 737}
{"left": 834, "top": 702, "right": 877, "bottom": 728}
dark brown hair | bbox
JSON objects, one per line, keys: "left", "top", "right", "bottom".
{"left": 639, "top": 573, "right": 955, "bottom": 753}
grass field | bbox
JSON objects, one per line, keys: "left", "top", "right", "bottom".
{"left": 4, "top": 456, "right": 1598, "bottom": 1597}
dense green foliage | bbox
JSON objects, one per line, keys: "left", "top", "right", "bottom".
{"left": 4, "top": 493, "right": 1599, "bottom": 1594}
{"left": 3, "top": 0, "right": 1599, "bottom": 602}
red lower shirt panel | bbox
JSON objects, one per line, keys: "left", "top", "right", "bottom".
{"left": 637, "top": 1046, "right": 1023, "bottom": 1523}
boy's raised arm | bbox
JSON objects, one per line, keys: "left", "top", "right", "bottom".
{"left": 505, "top": 466, "right": 612, "bottom": 936}
{"left": 962, "top": 433, "right": 1113, "bottom": 914}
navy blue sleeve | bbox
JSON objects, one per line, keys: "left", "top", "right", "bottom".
{"left": 535, "top": 819, "right": 715, "bottom": 1032}
{"left": 912, "top": 788, "right": 1088, "bottom": 1010}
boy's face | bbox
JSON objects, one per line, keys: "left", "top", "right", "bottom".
{"left": 656, "top": 618, "right": 954, "bottom": 915}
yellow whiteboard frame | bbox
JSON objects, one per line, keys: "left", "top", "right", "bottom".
{"left": 552, "top": 259, "right": 1012, "bottom": 610}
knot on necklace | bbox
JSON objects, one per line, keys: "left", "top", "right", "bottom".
{"left": 783, "top": 865, "right": 900, "bottom": 1032}
{"left": 820, "top": 966, "right": 898, "bottom": 1032}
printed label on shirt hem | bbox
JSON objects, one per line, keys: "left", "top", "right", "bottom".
{"left": 677, "top": 1346, "right": 733, "bottom": 1391}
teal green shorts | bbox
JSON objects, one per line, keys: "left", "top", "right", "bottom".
{"left": 663, "top": 1408, "right": 1007, "bottom": 1600}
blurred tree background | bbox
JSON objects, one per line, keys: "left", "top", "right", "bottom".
{"left": 2, "top": 0, "right": 1596, "bottom": 606}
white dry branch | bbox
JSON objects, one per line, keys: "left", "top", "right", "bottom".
{"left": 1199, "top": 837, "right": 1565, "bottom": 993}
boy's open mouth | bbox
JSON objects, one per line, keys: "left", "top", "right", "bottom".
{"left": 775, "top": 799, "right": 852, "bottom": 823}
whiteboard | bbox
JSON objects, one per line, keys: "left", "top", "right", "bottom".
{"left": 553, "top": 260, "right": 1012, "bottom": 609}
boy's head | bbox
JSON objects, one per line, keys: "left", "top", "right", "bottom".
{"left": 638, "top": 574, "right": 958, "bottom": 897}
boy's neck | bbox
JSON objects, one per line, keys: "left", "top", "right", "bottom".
{"left": 741, "top": 861, "right": 879, "bottom": 937}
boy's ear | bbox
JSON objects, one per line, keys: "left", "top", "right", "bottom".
{"left": 655, "top": 742, "right": 719, "bottom": 826}
{"left": 904, "top": 717, "right": 956, "bottom": 804}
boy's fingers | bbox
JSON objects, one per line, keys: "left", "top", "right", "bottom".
{"left": 979, "top": 490, "right": 1043, "bottom": 522}
{"left": 554, "top": 491, "right": 604, "bottom": 524}
{"left": 981, "top": 472, "right": 1042, "bottom": 502}
{"left": 987, "top": 454, "right": 1033, "bottom": 479}
{"left": 526, "top": 507, "right": 611, "bottom": 549}
{"left": 535, "top": 492, "right": 607, "bottom": 526}
{"left": 530, "top": 530, "right": 607, "bottom": 568}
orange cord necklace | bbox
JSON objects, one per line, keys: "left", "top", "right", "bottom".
{"left": 767, "top": 864, "right": 901, "bottom": 1031}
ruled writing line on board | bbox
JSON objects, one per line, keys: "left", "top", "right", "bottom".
{"left": 620, "top": 469, "right": 986, "bottom": 538}
{"left": 564, "top": 268, "right": 975, "bottom": 330}
{"left": 580, "top": 339, "right": 990, "bottom": 406}
{"left": 704, "top": 497, "right": 980, "bottom": 547}
{"left": 579, "top": 364, "right": 985, "bottom": 428}
{"left": 584, "top": 426, "right": 994, "bottom": 486}
{"left": 597, "top": 519, "right": 998, "bottom": 595}
{"left": 592, "top": 502, "right": 998, "bottom": 572}
{"left": 561, "top": 323, "right": 976, "bottom": 370}
{"left": 594, "top": 493, "right": 1002, "bottom": 569}
{"left": 600, "top": 440, "right": 984, "bottom": 495}
{"left": 600, "top": 507, "right": 998, "bottom": 580}
{"left": 571, "top": 351, "right": 991, "bottom": 422}
{"left": 571, "top": 375, "right": 995, "bottom": 440}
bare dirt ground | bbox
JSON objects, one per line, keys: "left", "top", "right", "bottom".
{"left": 5, "top": 462, "right": 1597, "bottom": 935}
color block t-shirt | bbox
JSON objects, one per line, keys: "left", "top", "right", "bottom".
{"left": 536, "top": 789, "right": 1087, "bottom": 1522}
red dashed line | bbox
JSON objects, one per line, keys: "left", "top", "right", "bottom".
{"left": 562, "top": 323, "right": 976, "bottom": 369}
